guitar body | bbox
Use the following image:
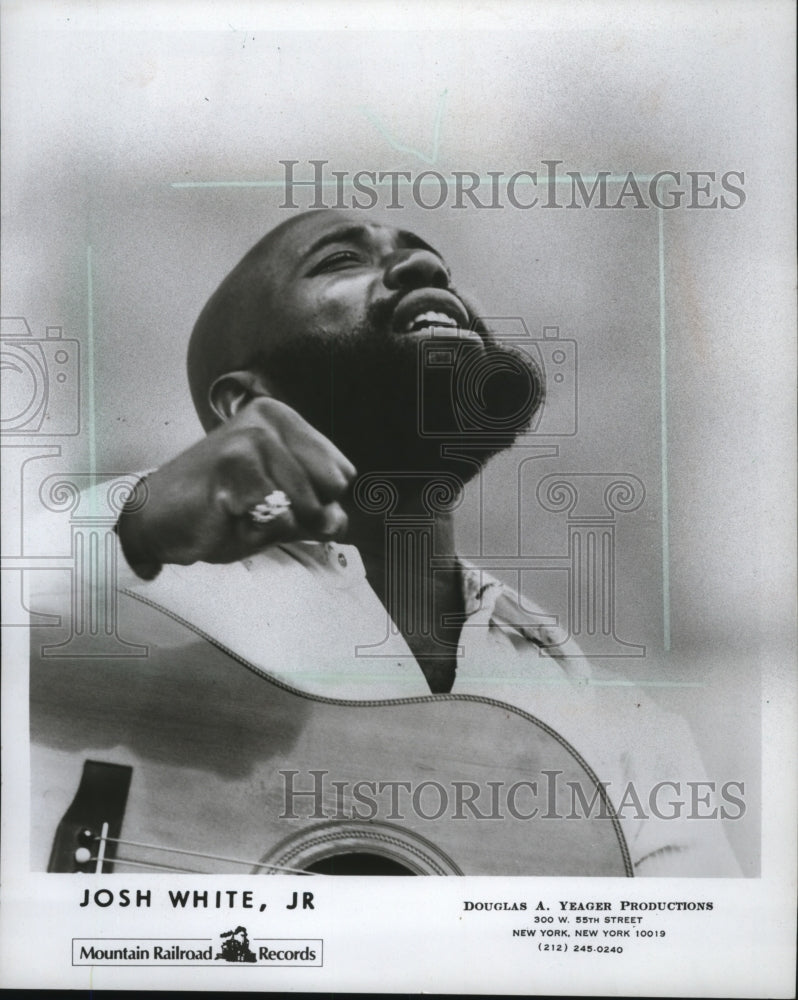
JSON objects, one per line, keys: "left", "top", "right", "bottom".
{"left": 30, "top": 591, "right": 632, "bottom": 876}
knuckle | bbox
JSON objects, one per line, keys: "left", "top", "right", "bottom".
{"left": 248, "top": 396, "right": 280, "bottom": 421}
{"left": 217, "top": 435, "right": 253, "bottom": 466}
{"left": 339, "top": 460, "right": 357, "bottom": 483}
{"left": 250, "top": 396, "right": 299, "bottom": 432}
{"left": 292, "top": 492, "right": 324, "bottom": 521}
{"left": 218, "top": 426, "right": 276, "bottom": 467}
{"left": 319, "top": 504, "right": 348, "bottom": 539}
{"left": 212, "top": 485, "right": 244, "bottom": 516}
{"left": 324, "top": 467, "right": 352, "bottom": 496}
{"left": 323, "top": 446, "right": 356, "bottom": 481}
{"left": 240, "top": 422, "right": 278, "bottom": 448}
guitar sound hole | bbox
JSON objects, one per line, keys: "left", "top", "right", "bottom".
{"left": 304, "top": 852, "right": 417, "bottom": 875}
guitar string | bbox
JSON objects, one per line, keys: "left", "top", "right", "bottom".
{"left": 121, "top": 589, "right": 633, "bottom": 878}
{"left": 90, "top": 834, "right": 320, "bottom": 875}
{"left": 86, "top": 854, "right": 200, "bottom": 874}
{"left": 84, "top": 853, "right": 316, "bottom": 876}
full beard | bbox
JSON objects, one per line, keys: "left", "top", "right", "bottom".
{"left": 254, "top": 320, "right": 544, "bottom": 486}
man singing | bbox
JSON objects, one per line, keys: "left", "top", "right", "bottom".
{"left": 118, "top": 209, "right": 542, "bottom": 696}
{"left": 37, "top": 210, "right": 743, "bottom": 876}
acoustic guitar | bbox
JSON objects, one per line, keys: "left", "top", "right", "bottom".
{"left": 30, "top": 590, "right": 632, "bottom": 877}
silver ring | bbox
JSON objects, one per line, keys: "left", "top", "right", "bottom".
{"left": 249, "top": 489, "right": 292, "bottom": 524}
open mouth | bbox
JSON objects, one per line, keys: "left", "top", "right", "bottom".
{"left": 401, "top": 310, "right": 461, "bottom": 333}
{"left": 391, "top": 289, "right": 474, "bottom": 337}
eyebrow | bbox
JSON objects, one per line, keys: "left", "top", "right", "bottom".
{"left": 302, "top": 224, "right": 448, "bottom": 267}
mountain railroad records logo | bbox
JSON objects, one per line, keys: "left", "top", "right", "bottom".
{"left": 72, "top": 928, "right": 322, "bottom": 966}
{"left": 216, "top": 925, "right": 257, "bottom": 963}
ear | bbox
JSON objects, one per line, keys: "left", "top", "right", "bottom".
{"left": 207, "top": 370, "right": 273, "bottom": 423}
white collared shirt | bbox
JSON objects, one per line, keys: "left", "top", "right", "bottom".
{"left": 122, "top": 538, "right": 743, "bottom": 877}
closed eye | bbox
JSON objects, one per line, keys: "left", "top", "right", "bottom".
{"left": 309, "top": 250, "right": 365, "bottom": 274}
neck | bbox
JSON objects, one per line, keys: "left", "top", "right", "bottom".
{"left": 343, "top": 482, "right": 464, "bottom": 694}
{"left": 344, "top": 488, "right": 458, "bottom": 581}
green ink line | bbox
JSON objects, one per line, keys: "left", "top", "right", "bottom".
{"left": 588, "top": 678, "right": 702, "bottom": 688}
{"left": 430, "top": 90, "right": 447, "bottom": 164}
{"left": 288, "top": 673, "right": 704, "bottom": 689}
{"left": 86, "top": 246, "right": 97, "bottom": 511}
{"left": 657, "top": 206, "right": 671, "bottom": 651}
{"left": 171, "top": 180, "right": 288, "bottom": 188}
{"left": 359, "top": 89, "right": 447, "bottom": 166}
{"left": 170, "top": 172, "right": 659, "bottom": 190}
{"left": 169, "top": 164, "right": 673, "bottom": 653}
{"left": 458, "top": 677, "right": 705, "bottom": 688}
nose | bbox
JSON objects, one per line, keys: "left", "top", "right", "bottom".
{"left": 382, "top": 248, "right": 450, "bottom": 292}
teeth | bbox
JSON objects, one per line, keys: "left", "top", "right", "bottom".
{"left": 403, "top": 310, "right": 459, "bottom": 332}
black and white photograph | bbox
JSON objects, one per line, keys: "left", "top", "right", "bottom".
{"left": 1, "top": 1, "right": 795, "bottom": 994}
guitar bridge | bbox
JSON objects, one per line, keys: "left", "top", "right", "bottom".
{"left": 47, "top": 760, "right": 132, "bottom": 873}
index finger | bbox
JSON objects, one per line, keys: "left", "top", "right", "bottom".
{"left": 250, "top": 398, "right": 357, "bottom": 501}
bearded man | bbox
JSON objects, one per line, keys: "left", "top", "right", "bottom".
{"left": 118, "top": 210, "right": 542, "bottom": 696}
{"left": 33, "top": 210, "right": 742, "bottom": 877}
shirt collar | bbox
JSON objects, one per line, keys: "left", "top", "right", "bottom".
{"left": 250, "top": 541, "right": 508, "bottom": 619}
{"left": 458, "top": 559, "right": 506, "bottom": 618}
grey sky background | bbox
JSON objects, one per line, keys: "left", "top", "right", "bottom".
{"left": 3, "top": 2, "right": 796, "bottom": 873}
